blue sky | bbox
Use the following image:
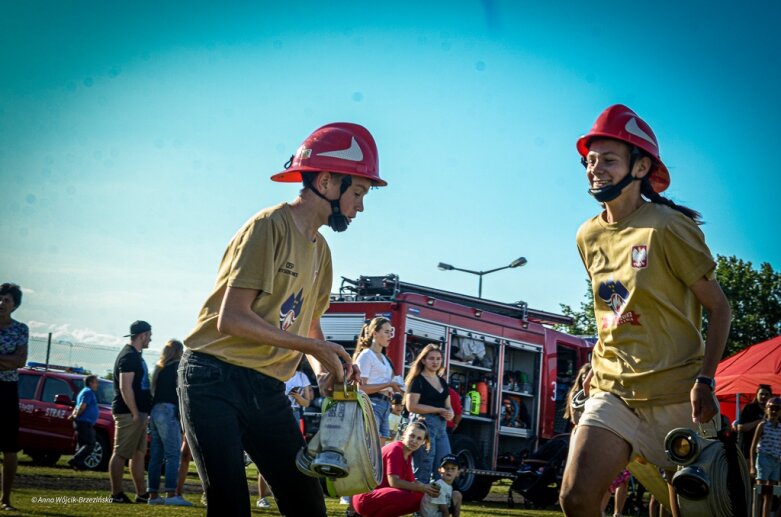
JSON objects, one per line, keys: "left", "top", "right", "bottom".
{"left": 1, "top": 1, "right": 779, "bottom": 350}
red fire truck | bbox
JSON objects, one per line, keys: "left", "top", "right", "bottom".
{"left": 321, "top": 275, "right": 593, "bottom": 501}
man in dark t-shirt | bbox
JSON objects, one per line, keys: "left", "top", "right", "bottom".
{"left": 108, "top": 320, "right": 152, "bottom": 504}
{"left": 737, "top": 384, "right": 772, "bottom": 459}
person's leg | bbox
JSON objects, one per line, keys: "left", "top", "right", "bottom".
{"left": 242, "top": 368, "right": 326, "bottom": 517}
{"left": 71, "top": 421, "right": 92, "bottom": 467}
{"left": 180, "top": 351, "right": 252, "bottom": 517}
{"left": 147, "top": 410, "right": 163, "bottom": 499}
{"left": 0, "top": 452, "right": 17, "bottom": 507}
{"left": 130, "top": 449, "right": 146, "bottom": 497}
{"left": 559, "top": 425, "right": 631, "bottom": 517}
{"left": 354, "top": 487, "right": 423, "bottom": 517}
{"left": 452, "top": 489, "right": 462, "bottom": 517}
{"left": 601, "top": 489, "right": 611, "bottom": 515}
{"left": 429, "top": 416, "right": 451, "bottom": 481}
{"left": 175, "top": 435, "right": 191, "bottom": 496}
{"left": 109, "top": 414, "right": 134, "bottom": 496}
{"left": 614, "top": 479, "right": 628, "bottom": 516}
{"left": 158, "top": 404, "right": 182, "bottom": 496}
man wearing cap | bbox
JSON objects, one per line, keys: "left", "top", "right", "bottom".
{"left": 109, "top": 320, "right": 153, "bottom": 504}
{"left": 180, "top": 123, "right": 387, "bottom": 516}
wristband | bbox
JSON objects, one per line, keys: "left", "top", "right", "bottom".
{"left": 694, "top": 376, "right": 715, "bottom": 390}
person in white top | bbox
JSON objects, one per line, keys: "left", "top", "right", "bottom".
{"left": 353, "top": 317, "right": 404, "bottom": 444}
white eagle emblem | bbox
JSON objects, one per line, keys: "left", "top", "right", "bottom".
{"left": 631, "top": 245, "right": 648, "bottom": 269}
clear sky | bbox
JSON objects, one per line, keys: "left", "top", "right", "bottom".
{"left": 2, "top": 1, "right": 779, "bottom": 350}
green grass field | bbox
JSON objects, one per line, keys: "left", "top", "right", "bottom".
{"left": 3, "top": 453, "right": 566, "bottom": 516}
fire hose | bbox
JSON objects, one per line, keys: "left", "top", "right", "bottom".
{"left": 571, "top": 389, "right": 750, "bottom": 516}
{"left": 295, "top": 384, "right": 383, "bottom": 497}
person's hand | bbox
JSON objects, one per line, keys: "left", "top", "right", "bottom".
{"left": 691, "top": 383, "right": 719, "bottom": 424}
{"left": 389, "top": 381, "right": 404, "bottom": 393}
{"left": 131, "top": 412, "right": 140, "bottom": 424}
{"left": 311, "top": 340, "right": 354, "bottom": 395}
{"left": 421, "top": 482, "right": 440, "bottom": 497}
{"left": 750, "top": 465, "right": 756, "bottom": 478}
{"left": 583, "top": 367, "right": 594, "bottom": 397}
{"left": 441, "top": 408, "right": 454, "bottom": 421}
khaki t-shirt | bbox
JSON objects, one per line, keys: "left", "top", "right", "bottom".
{"left": 185, "top": 203, "right": 332, "bottom": 381}
{"left": 576, "top": 203, "right": 715, "bottom": 407}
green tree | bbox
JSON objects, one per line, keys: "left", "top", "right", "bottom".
{"left": 556, "top": 255, "right": 781, "bottom": 357}
{"left": 705, "top": 255, "right": 781, "bottom": 356}
{"left": 557, "top": 279, "right": 597, "bottom": 336}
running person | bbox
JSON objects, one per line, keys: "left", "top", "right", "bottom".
{"left": 179, "top": 123, "right": 386, "bottom": 517}
{"left": 559, "top": 105, "right": 731, "bottom": 517}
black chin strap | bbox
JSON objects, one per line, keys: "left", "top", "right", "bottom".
{"left": 588, "top": 149, "right": 641, "bottom": 203}
{"left": 307, "top": 176, "right": 353, "bottom": 232}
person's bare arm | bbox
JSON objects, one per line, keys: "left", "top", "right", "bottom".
{"left": 119, "top": 371, "right": 139, "bottom": 421}
{"left": 218, "top": 287, "right": 354, "bottom": 389}
{"left": 0, "top": 344, "right": 27, "bottom": 369}
{"left": 749, "top": 420, "right": 764, "bottom": 478}
{"left": 386, "top": 474, "right": 439, "bottom": 496}
{"left": 689, "top": 277, "right": 731, "bottom": 424}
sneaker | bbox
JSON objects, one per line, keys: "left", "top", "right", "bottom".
{"left": 148, "top": 496, "right": 165, "bottom": 505}
{"left": 135, "top": 492, "right": 150, "bottom": 504}
{"left": 256, "top": 497, "right": 271, "bottom": 508}
{"left": 165, "top": 495, "right": 193, "bottom": 506}
{"left": 110, "top": 492, "right": 133, "bottom": 504}
{"left": 339, "top": 496, "right": 351, "bottom": 505}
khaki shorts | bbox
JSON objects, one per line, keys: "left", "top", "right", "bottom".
{"left": 113, "top": 413, "right": 148, "bottom": 459}
{"left": 579, "top": 392, "right": 719, "bottom": 468}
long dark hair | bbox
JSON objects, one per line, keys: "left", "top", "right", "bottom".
{"left": 640, "top": 174, "right": 702, "bottom": 224}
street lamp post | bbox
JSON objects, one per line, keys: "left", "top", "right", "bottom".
{"left": 437, "top": 257, "right": 527, "bottom": 298}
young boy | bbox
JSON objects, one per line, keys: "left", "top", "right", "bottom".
{"left": 419, "top": 454, "right": 462, "bottom": 517}
{"left": 389, "top": 393, "right": 404, "bottom": 440}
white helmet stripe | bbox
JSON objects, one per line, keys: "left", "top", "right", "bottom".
{"left": 625, "top": 117, "right": 656, "bottom": 146}
{"left": 316, "top": 137, "right": 364, "bottom": 162}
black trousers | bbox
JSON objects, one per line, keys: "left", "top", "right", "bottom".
{"left": 179, "top": 350, "right": 326, "bottom": 517}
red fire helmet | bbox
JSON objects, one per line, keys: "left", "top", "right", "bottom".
{"left": 576, "top": 104, "right": 670, "bottom": 194}
{"left": 271, "top": 123, "right": 386, "bottom": 186}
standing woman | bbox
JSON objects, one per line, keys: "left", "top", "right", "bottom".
{"left": 405, "top": 345, "right": 453, "bottom": 483}
{"left": 147, "top": 339, "right": 191, "bottom": 506}
{"left": 354, "top": 317, "right": 403, "bottom": 445}
{"left": 352, "top": 421, "right": 441, "bottom": 517}
{"left": 0, "top": 283, "right": 28, "bottom": 512}
{"left": 559, "top": 105, "right": 731, "bottom": 517}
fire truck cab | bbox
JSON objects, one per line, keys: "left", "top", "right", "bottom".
{"left": 321, "top": 275, "right": 593, "bottom": 500}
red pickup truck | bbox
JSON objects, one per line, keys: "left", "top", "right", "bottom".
{"left": 17, "top": 366, "right": 116, "bottom": 471}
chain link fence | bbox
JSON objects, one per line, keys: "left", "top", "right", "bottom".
{"left": 27, "top": 334, "right": 162, "bottom": 378}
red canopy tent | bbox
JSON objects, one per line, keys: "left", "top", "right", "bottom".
{"left": 715, "top": 335, "right": 781, "bottom": 422}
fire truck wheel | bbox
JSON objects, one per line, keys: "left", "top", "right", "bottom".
{"left": 450, "top": 435, "right": 493, "bottom": 501}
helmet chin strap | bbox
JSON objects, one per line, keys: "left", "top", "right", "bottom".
{"left": 307, "top": 176, "right": 353, "bottom": 232}
{"left": 589, "top": 170, "right": 639, "bottom": 203}
{"left": 589, "top": 152, "right": 641, "bottom": 203}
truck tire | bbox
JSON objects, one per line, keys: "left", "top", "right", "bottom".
{"left": 83, "top": 432, "right": 110, "bottom": 471}
{"left": 449, "top": 435, "right": 493, "bottom": 501}
{"left": 28, "top": 451, "right": 61, "bottom": 467}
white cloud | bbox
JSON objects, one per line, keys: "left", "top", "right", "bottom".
{"left": 28, "top": 321, "right": 124, "bottom": 347}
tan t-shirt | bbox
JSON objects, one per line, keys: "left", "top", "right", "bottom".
{"left": 576, "top": 203, "right": 715, "bottom": 407}
{"left": 184, "top": 203, "right": 332, "bottom": 381}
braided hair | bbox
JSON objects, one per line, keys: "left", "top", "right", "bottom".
{"left": 633, "top": 147, "right": 703, "bottom": 224}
